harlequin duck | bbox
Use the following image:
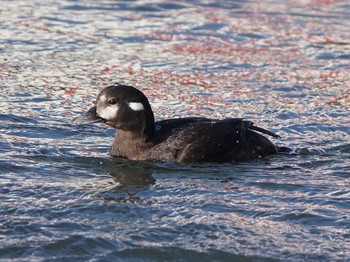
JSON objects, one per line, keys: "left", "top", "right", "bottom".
{"left": 73, "top": 83, "right": 285, "bottom": 163}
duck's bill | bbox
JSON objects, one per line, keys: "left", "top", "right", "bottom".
{"left": 71, "top": 106, "right": 105, "bottom": 124}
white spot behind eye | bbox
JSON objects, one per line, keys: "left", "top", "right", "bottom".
{"left": 128, "top": 102, "right": 144, "bottom": 111}
{"left": 97, "top": 105, "right": 119, "bottom": 120}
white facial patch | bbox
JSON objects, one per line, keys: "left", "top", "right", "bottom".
{"left": 99, "top": 94, "right": 108, "bottom": 102}
{"left": 128, "top": 102, "right": 144, "bottom": 111}
{"left": 97, "top": 105, "right": 119, "bottom": 120}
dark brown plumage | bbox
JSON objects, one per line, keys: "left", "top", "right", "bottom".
{"left": 73, "top": 84, "right": 285, "bottom": 163}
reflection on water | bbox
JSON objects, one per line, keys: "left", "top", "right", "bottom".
{"left": 1, "top": 0, "right": 350, "bottom": 261}
{"left": 98, "top": 160, "right": 156, "bottom": 202}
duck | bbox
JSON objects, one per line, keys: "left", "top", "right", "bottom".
{"left": 73, "top": 83, "right": 286, "bottom": 163}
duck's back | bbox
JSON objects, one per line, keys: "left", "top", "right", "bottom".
{"left": 142, "top": 118, "right": 278, "bottom": 163}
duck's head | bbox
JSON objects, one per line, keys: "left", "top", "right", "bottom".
{"left": 73, "top": 84, "right": 155, "bottom": 137}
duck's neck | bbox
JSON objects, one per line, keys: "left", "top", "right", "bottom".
{"left": 109, "top": 130, "right": 152, "bottom": 159}
{"left": 143, "top": 110, "right": 155, "bottom": 140}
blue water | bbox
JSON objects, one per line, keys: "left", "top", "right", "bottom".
{"left": 1, "top": 0, "right": 350, "bottom": 261}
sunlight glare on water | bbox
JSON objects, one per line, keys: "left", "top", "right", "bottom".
{"left": 0, "top": 0, "right": 350, "bottom": 261}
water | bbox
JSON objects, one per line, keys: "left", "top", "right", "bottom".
{"left": 1, "top": 0, "right": 350, "bottom": 261}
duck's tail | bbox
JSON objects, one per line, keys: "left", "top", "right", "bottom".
{"left": 277, "top": 146, "right": 293, "bottom": 153}
{"left": 248, "top": 124, "right": 281, "bottom": 138}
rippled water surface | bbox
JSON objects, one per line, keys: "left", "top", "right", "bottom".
{"left": 1, "top": 0, "right": 350, "bottom": 261}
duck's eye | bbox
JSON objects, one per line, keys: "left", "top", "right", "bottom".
{"left": 108, "top": 98, "right": 117, "bottom": 105}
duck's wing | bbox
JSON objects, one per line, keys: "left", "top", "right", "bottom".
{"left": 167, "top": 119, "right": 279, "bottom": 163}
{"left": 155, "top": 117, "right": 280, "bottom": 138}
{"left": 153, "top": 117, "right": 253, "bottom": 142}
{"left": 152, "top": 117, "right": 210, "bottom": 144}
{"left": 155, "top": 119, "right": 242, "bottom": 162}
{"left": 155, "top": 117, "right": 210, "bottom": 128}
{"left": 177, "top": 119, "right": 244, "bottom": 162}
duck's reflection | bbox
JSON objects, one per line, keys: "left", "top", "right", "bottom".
{"left": 98, "top": 159, "right": 156, "bottom": 202}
